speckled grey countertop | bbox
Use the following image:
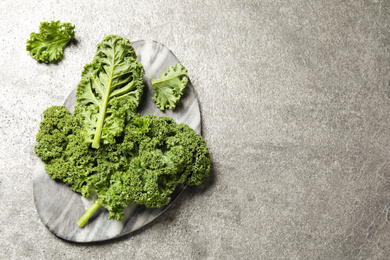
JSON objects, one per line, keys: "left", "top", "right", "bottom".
{"left": 1, "top": 1, "right": 390, "bottom": 259}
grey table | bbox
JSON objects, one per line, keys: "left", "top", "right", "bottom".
{"left": 1, "top": 1, "right": 389, "bottom": 259}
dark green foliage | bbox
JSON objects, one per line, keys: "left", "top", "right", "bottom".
{"left": 35, "top": 106, "right": 211, "bottom": 224}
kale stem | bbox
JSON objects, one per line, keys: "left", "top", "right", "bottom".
{"left": 91, "top": 51, "right": 116, "bottom": 149}
{"left": 91, "top": 101, "right": 107, "bottom": 149}
{"left": 77, "top": 199, "right": 102, "bottom": 227}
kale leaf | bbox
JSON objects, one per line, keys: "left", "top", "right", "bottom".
{"left": 26, "top": 21, "right": 75, "bottom": 63}
{"left": 74, "top": 35, "right": 145, "bottom": 149}
{"left": 34, "top": 106, "right": 97, "bottom": 195}
{"left": 151, "top": 64, "right": 188, "bottom": 111}
{"left": 35, "top": 106, "right": 211, "bottom": 227}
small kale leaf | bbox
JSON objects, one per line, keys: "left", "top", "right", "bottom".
{"left": 151, "top": 64, "right": 188, "bottom": 111}
{"left": 26, "top": 21, "right": 75, "bottom": 63}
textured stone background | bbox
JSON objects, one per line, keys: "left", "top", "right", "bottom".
{"left": 1, "top": 0, "right": 390, "bottom": 259}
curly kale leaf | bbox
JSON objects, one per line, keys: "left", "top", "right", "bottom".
{"left": 35, "top": 107, "right": 211, "bottom": 227}
{"left": 151, "top": 64, "right": 188, "bottom": 111}
{"left": 34, "top": 106, "right": 97, "bottom": 195}
{"left": 74, "top": 35, "right": 145, "bottom": 149}
{"left": 94, "top": 115, "right": 211, "bottom": 219}
{"left": 26, "top": 21, "right": 75, "bottom": 63}
{"left": 77, "top": 114, "right": 211, "bottom": 225}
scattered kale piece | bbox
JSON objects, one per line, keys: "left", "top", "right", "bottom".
{"left": 26, "top": 21, "right": 75, "bottom": 63}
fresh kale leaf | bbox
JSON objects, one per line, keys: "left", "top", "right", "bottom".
{"left": 74, "top": 35, "right": 145, "bottom": 149}
{"left": 26, "top": 21, "right": 75, "bottom": 63}
{"left": 35, "top": 106, "right": 211, "bottom": 227}
{"left": 81, "top": 113, "right": 210, "bottom": 225}
{"left": 34, "top": 106, "right": 97, "bottom": 195}
{"left": 151, "top": 64, "right": 188, "bottom": 111}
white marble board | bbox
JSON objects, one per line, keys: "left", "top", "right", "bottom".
{"left": 33, "top": 40, "right": 201, "bottom": 243}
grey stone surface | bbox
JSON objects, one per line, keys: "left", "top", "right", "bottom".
{"left": 1, "top": 0, "right": 389, "bottom": 259}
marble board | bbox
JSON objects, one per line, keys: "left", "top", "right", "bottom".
{"left": 33, "top": 40, "right": 201, "bottom": 243}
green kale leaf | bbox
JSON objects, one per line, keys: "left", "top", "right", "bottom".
{"left": 35, "top": 106, "right": 211, "bottom": 227}
{"left": 79, "top": 113, "right": 211, "bottom": 224}
{"left": 151, "top": 64, "right": 188, "bottom": 111}
{"left": 34, "top": 106, "right": 97, "bottom": 195}
{"left": 26, "top": 21, "right": 75, "bottom": 63}
{"left": 74, "top": 35, "right": 145, "bottom": 149}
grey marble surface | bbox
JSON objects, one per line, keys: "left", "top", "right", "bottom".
{"left": 33, "top": 40, "right": 200, "bottom": 243}
{"left": 1, "top": 0, "right": 390, "bottom": 259}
